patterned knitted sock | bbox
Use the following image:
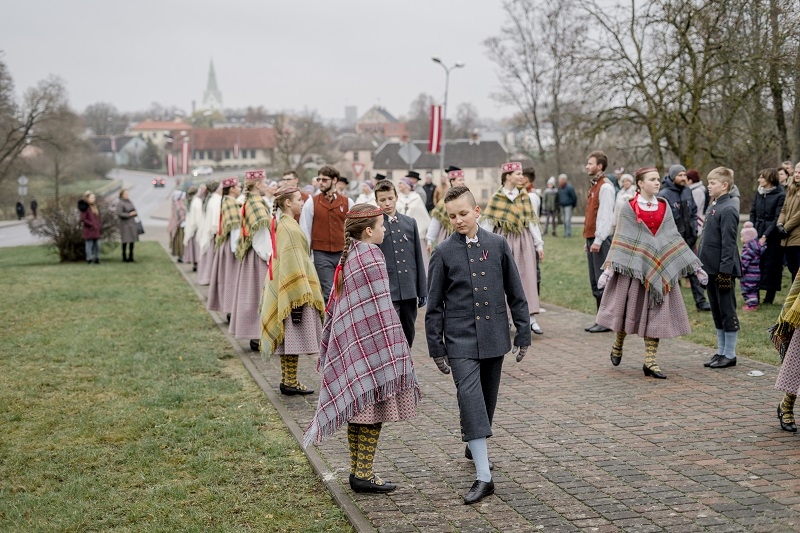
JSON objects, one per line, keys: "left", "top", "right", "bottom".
{"left": 612, "top": 331, "right": 627, "bottom": 360}
{"left": 347, "top": 423, "right": 359, "bottom": 475}
{"left": 722, "top": 331, "right": 738, "bottom": 359}
{"left": 644, "top": 337, "right": 661, "bottom": 372}
{"left": 354, "top": 424, "right": 383, "bottom": 483}
{"left": 280, "top": 354, "right": 300, "bottom": 387}
{"left": 781, "top": 394, "right": 797, "bottom": 424}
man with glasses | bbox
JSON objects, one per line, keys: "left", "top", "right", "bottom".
{"left": 300, "top": 165, "right": 354, "bottom": 302}
{"left": 282, "top": 170, "right": 309, "bottom": 222}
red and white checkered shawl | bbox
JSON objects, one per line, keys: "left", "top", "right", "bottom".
{"left": 303, "top": 240, "right": 421, "bottom": 447}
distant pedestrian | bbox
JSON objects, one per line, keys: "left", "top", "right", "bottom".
{"left": 687, "top": 169, "right": 707, "bottom": 235}
{"left": 182, "top": 186, "right": 203, "bottom": 271}
{"left": 583, "top": 151, "right": 615, "bottom": 333}
{"left": 78, "top": 191, "right": 101, "bottom": 264}
{"left": 207, "top": 177, "right": 243, "bottom": 322}
{"left": 305, "top": 204, "right": 421, "bottom": 495}
{"left": 355, "top": 181, "right": 377, "bottom": 206}
{"left": 30, "top": 198, "right": 38, "bottom": 219}
{"left": 740, "top": 222, "right": 763, "bottom": 311}
{"left": 542, "top": 177, "right": 560, "bottom": 236}
{"left": 15, "top": 199, "right": 25, "bottom": 220}
{"left": 423, "top": 171, "right": 436, "bottom": 212}
{"left": 117, "top": 189, "right": 139, "bottom": 263}
{"left": 557, "top": 174, "right": 577, "bottom": 237}
{"left": 749, "top": 167, "right": 785, "bottom": 305}
{"left": 778, "top": 163, "right": 800, "bottom": 280}
{"left": 261, "top": 186, "right": 325, "bottom": 396}
{"left": 168, "top": 190, "right": 186, "bottom": 260}
{"left": 404, "top": 170, "right": 427, "bottom": 206}
{"left": 196, "top": 180, "right": 221, "bottom": 285}
{"left": 396, "top": 177, "right": 430, "bottom": 239}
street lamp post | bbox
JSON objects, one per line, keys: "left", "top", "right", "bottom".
{"left": 431, "top": 57, "right": 465, "bottom": 172}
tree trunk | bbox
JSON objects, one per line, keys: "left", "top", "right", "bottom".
{"left": 769, "top": 0, "right": 790, "bottom": 161}
{"left": 794, "top": 41, "right": 800, "bottom": 161}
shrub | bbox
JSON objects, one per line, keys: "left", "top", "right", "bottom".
{"left": 28, "top": 195, "right": 120, "bottom": 262}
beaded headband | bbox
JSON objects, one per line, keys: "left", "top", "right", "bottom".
{"left": 244, "top": 169, "right": 266, "bottom": 181}
{"left": 448, "top": 170, "right": 464, "bottom": 180}
{"left": 221, "top": 177, "right": 239, "bottom": 188}
{"left": 346, "top": 207, "right": 384, "bottom": 219}
{"left": 501, "top": 162, "right": 522, "bottom": 173}
{"left": 634, "top": 167, "right": 659, "bottom": 179}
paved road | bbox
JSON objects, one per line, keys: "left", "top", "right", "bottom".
{"left": 171, "top": 255, "right": 800, "bottom": 532}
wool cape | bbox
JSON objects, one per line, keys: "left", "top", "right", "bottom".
{"left": 303, "top": 240, "right": 421, "bottom": 447}
{"left": 482, "top": 186, "right": 537, "bottom": 234}
{"left": 235, "top": 194, "right": 271, "bottom": 260}
{"left": 260, "top": 213, "right": 325, "bottom": 357}
{"left": 604, "top": 196, "right": 701, "bottom": 307}
{"left": 770, "top": 271, "right": 800, "bottom": 360}
{"left": 215, "top": 195, "right": 241, "bottom": 249}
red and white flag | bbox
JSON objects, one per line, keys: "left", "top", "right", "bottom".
{"left": 233, "top": 143, "right": 239, "bottom": 158}
{"left": 181, "top": 139, "right": 190, "bottom": 175}
{"left": 110, "top": 136, "right": 116, "bottom": 152}
{"left": 166, "top": 153, "right": 175, "bottom": 177}
{"left": 428, "top": 105, "right": 442, "bottom": 154}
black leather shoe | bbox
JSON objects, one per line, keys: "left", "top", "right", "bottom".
{"left": 587, "top": 324, "right": 611, "bottom": 333}
{"left": 349, "top": 474, "right": 396, "bottom": 493}
{"left": 642, "top": 364, "right": 667, "bottom": 379}
{"left": 778, "top": 405, "right": 797, "bottom": 432}
{"left": 610, "top": 351, "right": 621, "bottom": 366}
{"left": 584, "top": 323, "right": 597, "bottom": 332}
{"left": 696, "top": 302, "right": 711, "bottom": 311}
{"left": 464, "top": 445, "right": 493, "bottom": 470}
{"left": 704, "top": 354, "right": 722, "bottom": 367}
{"left": 464, "top": 479, "right": 495, "bottom": 504}
{"left": 249, "top": 339, "right": 260, "bottom": 352}
{"left": 709, "top": 356, "right": 736, "bottom": 368}
{"left": 226, "top": 313, "right": 231, "bottom": 324}
{"left": 280, "top": 383, "right": 314, "bottom": 396}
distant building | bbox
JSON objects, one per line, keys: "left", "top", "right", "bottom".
{"left": 372, "top": 135, "right": 510, "bottom": 204}
{"left": 202, "top": 60, "right": 223, "bottom": 111}
{"left": 129, "top": 120, "right": 191, "bottom": 150}
{"left": 331, "top": 133, "right": 382, "bottom": 181}
{"left": 190, "top": 127, "right": 276, "bottom": 170}
{"left": 88, "top": 135, "right": 147, "bottom": 166}
{"left": 356, "top": 106, "right": 408, "bottom": 139}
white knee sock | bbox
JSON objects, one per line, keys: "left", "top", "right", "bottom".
{"left": 468, "top": 438, "right": 492, "bottom": 482}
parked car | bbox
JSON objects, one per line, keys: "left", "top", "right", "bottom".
{"left": 152, "top": 176, "right": 166, "bottom": 187}
{"left": 191, "top": 166, "right": 213, "bottom": 177}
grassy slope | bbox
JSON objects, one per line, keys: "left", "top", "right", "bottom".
{"left": 0, "top": 243, "right": 352, "bottom": 532}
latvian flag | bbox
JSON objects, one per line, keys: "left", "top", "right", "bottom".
{"left": 428, "top": 105, "right": 442, "bottom": 154}
{"left": 181, "top": 139, "right": 190, "bottom": 175}
{"left": 166, "top": 153, "right": 175, "bottom": 177}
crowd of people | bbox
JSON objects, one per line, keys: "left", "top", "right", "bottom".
{"left": 77, "top": 154, "right": 800, "bottom": 505}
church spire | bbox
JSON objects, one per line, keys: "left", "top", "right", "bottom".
{"left": 203, "top": 60, "right": 223, "bottom": 111}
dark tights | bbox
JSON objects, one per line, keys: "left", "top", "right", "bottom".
{"left": 122, "top": 242, "right": 135, "bottom": 262}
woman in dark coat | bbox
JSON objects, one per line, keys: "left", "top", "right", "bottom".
{"left": 750, "top": 168, "right": 786, "bottom": 304}
{"left": 117, "top": 189, "right": 139, "bottom": 263}
{"left": 79, "top": 191, "right": 101, "bottom": 264}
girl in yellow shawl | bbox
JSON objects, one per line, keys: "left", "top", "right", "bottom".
{"left": 260, "top": 187, "right": 325, "bottom": 395}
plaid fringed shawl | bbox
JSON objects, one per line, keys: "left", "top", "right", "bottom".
{"left": 605, "top": 198, "right": 702, "bottom": 307}
{"left": 431, "top": 199, "right": 453, "bottom": 234}
{"left": 260, "top": 214, "right": 324, "bottom": 357}
{"left": 215, "top": 195, "right": 241, "bottom": 250}
{"left": 303, "top": 241, "right": 421, "bottom": 447}
{"left": 235, "top": 195, "right": 271, "bottom": 261}
{"left": 482, "top": 187, "right": 536, "bottom": 234}
{"left": 770, "top": 271, "right": 800, "bottom": 360}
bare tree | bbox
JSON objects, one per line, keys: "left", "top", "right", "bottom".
{"left": 272, "top": 111, "right": 334, "bottom": 178}
{"left": 452, "top": 103, "right": 480, "bottom": 139}
{"left": 82, "top": 102, "right": 127, "bottom": 136}
{"left": 406, "top": 93, "right": 435, "bottom": 140}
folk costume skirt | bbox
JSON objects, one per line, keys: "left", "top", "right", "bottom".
{"left": 596, "top": 274, "right": 691, "bottom": 339}
{"left": 182, "top": 236, "right": 199, "bottom": 264}
{"left": 228, "top": 251, "right": 268, "bottom": 340}
{"left": 207, "top": 242, "right": 238, "bottom": 314}
{"left": 775, "top": 329, "right": 800, "bottom": 395}
{"left": 347, "top": 389, "right": 418, "bottom": 425}
{"left": 273, "top": 306, "right": 323, "bottom": 356}
{"left": 495, "top": 228, "right": 539, "bottom": 314}
{"left": 171, "top": 227, "right": 184, "bottom": 258}
{"left": 196, "top": 244, "right": 215, "bottom": 286}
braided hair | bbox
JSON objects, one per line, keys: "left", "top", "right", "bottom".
{"left": 334, "top": 203, "right": 383, "bottom": 298}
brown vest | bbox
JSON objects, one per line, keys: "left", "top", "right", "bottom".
{"left": 310, "top": 193, "right": 348, "bottom": 252}
{"left": 583, "top": 175, "right": 609, "bottom": 239}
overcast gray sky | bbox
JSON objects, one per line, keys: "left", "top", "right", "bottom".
{"left": 1, "top": 0, "right": 512, "bottom": 121}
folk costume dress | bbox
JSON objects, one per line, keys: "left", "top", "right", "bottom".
{"left": 228, "top": 193, "right": 272, "bottom": 341}
{"left": 197, "top": 190, "right": 222, "bottom": 286}
{"left": 260, "top": 211, "right": 325, "bottom": 392}
{"left": 168, "top": 191, "right": 185, "bottom": 259}
{"left": 596, "top": 194, "right": 702, "bottom": 375}
{"left": 770, "top": 271, "right": 800, "bottom": 431}
{"left": 207, "top": 193, "right": 242, "bottom": 315}
{"left": 397, "top": 191, "right": 430, "bottom": 239}
{"left": 304, "top": 239, "right": 421, "bottom": 486}
{"left": 182, "top": 191, "right": 203, "bottom": 267}
{"left": 480, "top": 185, "right": 543, "bottom": 317}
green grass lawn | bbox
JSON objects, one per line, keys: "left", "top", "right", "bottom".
{"left": 0, "top": 243, "right": 352, "bottom": 532}
{"left": 540, "top": 232, "right": 786, "bottom": 365}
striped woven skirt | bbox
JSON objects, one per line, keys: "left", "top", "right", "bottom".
{"left": 775, "top": 329, "right": 800, "bottom": 395}
{"left": 272, "top": 305, "right": 323, "bottom": 356}
{"left": 495, "top": 228, "right": 539, "bottom": 314}
{"left": 196, "top": 244, "right": 215, "bottom": 285}
{"left": 182, "top": 235, "right": 199, "bottom": 264}
{"left": 207, "top": 241, "right": 238, "bottom": 314}
{"left": 228, "top": 251, "right": 268, "bottom": 340}
{"left": 596, "top": 274, "right": 691, "bottom": 339}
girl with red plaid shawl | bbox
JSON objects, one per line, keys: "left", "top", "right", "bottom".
{"left": 260, "top": 187, "right": 325, "bottom": 395}
{"left": 596, "top": 168, "right": 707, "bottom": 379}
{"left": 304, "top": 204, "right": 421, "bottom": 494}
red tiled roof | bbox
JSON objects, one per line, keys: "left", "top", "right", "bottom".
{"left": 131, "top": 120, "right": 191, "bottom": 131}
{"left": 191, "top": 128, "right": 276, "bottom": 150}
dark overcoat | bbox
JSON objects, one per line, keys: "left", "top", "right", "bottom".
{"left": 377, "top": 212, "right": 427, "bottom": 302}
{"left": 749, "top": 185, "right": 785, "bottom": 291}
{"left": 425, "top": 227, "right": 530, "bottom": 359}
{"left": 117, "top": 198, "right": 139, "bottom": 244}
{"left": 699, "top": 193, "right": 742, "bottom": 278}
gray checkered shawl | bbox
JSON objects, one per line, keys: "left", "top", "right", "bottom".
{"left": 303, "top": 241, "right": 420, "bottom": 447}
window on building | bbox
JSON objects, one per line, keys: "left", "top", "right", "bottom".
{"left": 353, "top": 151, "right": 360, "bottom": 162}
{"left": 387, "top": 171, "right": 393, "bottom": 180}
{"left": 250, "top": 149, "right": 256, "bottom": 158}
{"left": 482, "top": 189, "right": 489, "bottom": 200}
{"left": 242, "top": 150, "right": 247, "bottom": 159}
{"left": 198, "top": 151, "right": 204, "bottom": 160}
{"left": 477, "top": 169, "right": 484, "bottom": 180}
{"left": 207, "top": 150, "right": 213, "bottom": 160}
{"left": 225, "top": 150, "right": 230, "bottom": 159}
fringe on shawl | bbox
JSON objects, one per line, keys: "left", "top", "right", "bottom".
{"left": 302, "top": 372, "right": 421, "bottom": 448}
{"left": 606, "top": 259, "right": 702, "bottom": 307}
{"left": 260, "top": 293, "right": 325, "bottom": 358}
